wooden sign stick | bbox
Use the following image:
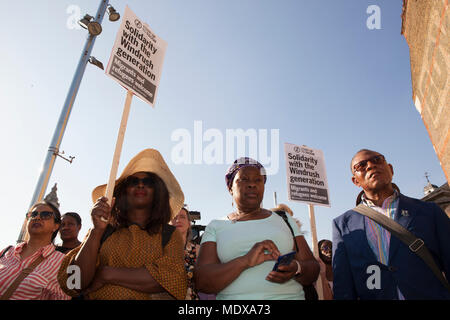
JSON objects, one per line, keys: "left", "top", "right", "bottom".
{"left": 309, "top": 204, "right": 324, "bottom": 300}
{"left": 101, "top": 90, "right": 133, "bottom": 221}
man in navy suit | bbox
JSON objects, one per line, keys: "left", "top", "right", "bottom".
{"left": 332, "top": 149, "right": 450, "bottom": 299}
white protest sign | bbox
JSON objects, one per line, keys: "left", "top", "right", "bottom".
{"left": 284, "top": 143, "right": 330, "bottom": 207}
{"left": 106, "top": 5, "right": 167, "bottom": 106}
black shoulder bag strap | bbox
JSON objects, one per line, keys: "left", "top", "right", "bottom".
{"left": 274, "top": 210, "right": 299, "bottom": 252}
{"left": 354, "top": 204, "right": 450, "bottom": 292}
{"left": 274, "top": 210, "right": 319, "bottom": 299}
{"left": 0, "top": 246, "right": 13, "bottom": 259}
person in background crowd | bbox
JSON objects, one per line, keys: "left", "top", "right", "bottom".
{"left": 317, "top": 239, "right": 333, "bottom": 300}
{"left": 333, "top": 149, "right": 450, "bottom": 299}
{"left": 170, "top": 206, "right": 200, "bottom": 300}
{"left": 57, "top": 149, "right": 187, "bottom": 300}
{"left": 0, "top": 201, "right": 70, "bottom": 300}
{"left": 195, "top": 157, "right": 319, "bottom": 300}
{"left": 56, "top": 212, "right": 82, "bottom": 254}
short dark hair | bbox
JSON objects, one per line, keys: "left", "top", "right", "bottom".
{"left": 112, "top": 172, "right": 172, "bottom": 235}
{"left": 28, "top": 201, "right": 62, "bottom": 242}
{"left": 62, "top": 212, "right": 82, "bottom": 225}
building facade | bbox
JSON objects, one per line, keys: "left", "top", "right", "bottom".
{"left": 401, "top": 0, "right": 449, "bottom": 182}
{"left": 421, "top": 182, "right": 450, "bottom": 218}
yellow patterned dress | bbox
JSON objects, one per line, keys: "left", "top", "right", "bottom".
{"left": 184, "top": 242, "right": 199, "bottom": 300}
{"left": 57, "top": 225, "right": 187, "bottom": 300}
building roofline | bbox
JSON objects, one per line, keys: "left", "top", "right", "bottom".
{"left": 421, "top": 182, "right": 450, "bottom": 201}
{"left": 401, "top": 0, "right": 408, "bottom": 35}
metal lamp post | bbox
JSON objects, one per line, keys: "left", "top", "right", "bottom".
{"left": 17, "top": 0, "right": 114, "bottom": 242}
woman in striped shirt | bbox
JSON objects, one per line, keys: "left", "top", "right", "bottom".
{"left": 0, "top": 201, "right": 70, "bottom": 300}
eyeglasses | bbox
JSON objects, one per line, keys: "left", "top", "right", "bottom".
{"left": 353, "top": 155, "right": 385, "bottom": 173}
{"left": 27, "top": 211, "right": 54, "bottom": 220}
{"left": 125, "top": 176, "right": 155, "bottom": 188}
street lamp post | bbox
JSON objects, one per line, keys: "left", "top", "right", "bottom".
{"left": 17, "top": 0, "right": 113, "bottom": 243}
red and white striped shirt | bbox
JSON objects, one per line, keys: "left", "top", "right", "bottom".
{"left": 0, "top": 242, "right": 70, "bottom": 300}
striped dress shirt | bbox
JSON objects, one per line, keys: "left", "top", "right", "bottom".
{"left": 362, "top": 190, "right": 405, "bottom": 299}
{"left": 0, "top": 242, "right": 70, "bottom": 300}
{"left": 362, "top": 191, "right": 399, "bottom": 265}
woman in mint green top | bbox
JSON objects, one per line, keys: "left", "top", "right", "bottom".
{"left": 195, "top": 157, "right": 320, "bottom": 300}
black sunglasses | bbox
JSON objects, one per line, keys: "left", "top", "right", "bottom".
{"left": 353, "top": 155, "right": 385, "bottom": 173}
{"left": 27, "top": 211, "right": 54, "bottom": 220}
{"left": 125, "top": 176, "right": 155, "bottom": 188}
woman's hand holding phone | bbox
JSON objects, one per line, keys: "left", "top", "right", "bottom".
{"left": 266, "top": 251, "right": 298, "bottom": 283}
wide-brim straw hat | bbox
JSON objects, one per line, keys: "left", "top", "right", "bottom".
{"left": 92, "top": 149, "right": 184, "bottom": 219}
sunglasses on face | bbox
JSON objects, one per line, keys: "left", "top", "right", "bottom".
{"left": 27, "top": 211, "right": 54, "bottom": 220}
{"left": 353, "top": 155, "right": 385, "bottom": 173}
{"left": 125, "top": 176, "right": 155, "bottom": 188}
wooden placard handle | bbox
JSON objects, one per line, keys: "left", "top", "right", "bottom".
{"left": 102, "top": 90, "right": 133, "bottom": 221}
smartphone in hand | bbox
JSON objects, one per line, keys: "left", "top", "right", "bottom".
{"left": 272, "top": 251, "right": 296, "bottom": 272}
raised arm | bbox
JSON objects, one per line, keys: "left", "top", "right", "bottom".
{"left": 72, "top": 197, "right": 112, "bottom": 290}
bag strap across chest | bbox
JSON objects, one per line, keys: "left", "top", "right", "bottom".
{"left": 274, "top": 210, "right": 299, "bottom": 252}
{"left": 353, "top": 204, "right": 450, "bottom": 292}
{"left": 0, "top": 245, "right": 13, "bottom": 259}
{"left": 0, "top": 254, "right": 47, "bottom": 300}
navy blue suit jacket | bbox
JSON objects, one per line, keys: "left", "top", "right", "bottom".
{"left": 332, "top": 194, "right": 450, "bottom": 300}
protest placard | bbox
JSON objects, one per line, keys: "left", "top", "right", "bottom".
{"left": 284, "top": 143, "right": 330, "bottom": 207}
{"left": 102, "top": 7, "right": 168, "bottom": 207}
{"left": 284, "top": 143, "right": 330, "bottom": 299}
{"left": 106, "top": 5, "right": 167, "bottom": 106}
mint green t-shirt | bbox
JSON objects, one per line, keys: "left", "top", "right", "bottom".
{"left": 201, "top": 212, "right": 305, "bottom": 300}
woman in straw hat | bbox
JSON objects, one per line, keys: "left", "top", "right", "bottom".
{"left": 57, "top": 149, "right": 187, "bottom": 300}
{"left": 195, "top": 157, "right": 319, "bottom": 300}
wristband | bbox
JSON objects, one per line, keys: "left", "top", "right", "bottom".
{"left": 294, "top": 260, "right": 302, "bottom": 276}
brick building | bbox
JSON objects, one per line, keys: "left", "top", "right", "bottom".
{"left": 401, "top": 0, "right": 449, "bottom": 182}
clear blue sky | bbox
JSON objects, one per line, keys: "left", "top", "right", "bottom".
{"left": 0, "top": 0, "right": 446, "bottom": 250}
